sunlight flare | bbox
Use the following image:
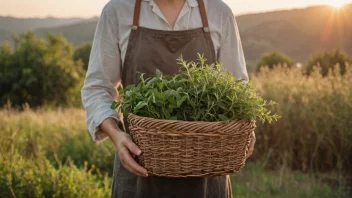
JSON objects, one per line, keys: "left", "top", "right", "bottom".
{"left": 327, "top": 0, "right": 347, "bottom": 8}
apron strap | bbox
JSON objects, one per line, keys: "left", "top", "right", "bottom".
{"left": 132, "top": 0, "right": 210, "bottom": 32}
{"left": 132, "top": 0, "right": 142, "bottom": 29}
{"left": 196, "top": 0, "right": 210, "bottom": 32}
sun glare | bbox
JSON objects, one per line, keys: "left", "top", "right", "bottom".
{"left": 327, "top": 0, "right": 347, "bottom": 8}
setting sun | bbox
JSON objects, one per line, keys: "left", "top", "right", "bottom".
{"left": 327, "top": 0, "right": 347, "bottom": 8}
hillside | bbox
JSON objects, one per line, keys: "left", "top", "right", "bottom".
{"left": 35, "top": 20, "right": 97, "bottom": 45}
{"left": 236, "top": 5, "right": 335, "bottom": 34}
{"left": 0, "top": 16, "right": 84, "bottom": 34}
{"left": 240, "top": 20, "right": 314, "bottom": 67}
{"left": 0, "top": 4, "right": 351, "bottom": 72}
{"left": 237, "top": 4, "right": 352, "bottom": 70}
{"left": 0, "top": 28, "right": 12, "bottom": 44}
{"left": 0, "top": 16, "right": 85, "bottom": 45}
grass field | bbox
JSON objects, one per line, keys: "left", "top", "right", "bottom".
{"left": 1, "top": 65, "right": 351, "bottom": 197}
{"left": 0, "top": 108, "right": 349, "bottom": 197}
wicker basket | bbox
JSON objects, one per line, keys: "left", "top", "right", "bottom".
{"left": 127, "top": 113, "right": 256, "bottom": 177}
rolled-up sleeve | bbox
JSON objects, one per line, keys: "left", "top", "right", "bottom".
{"left": 218, "top": 10, "right": 249, "bottom": 81}
{"left": 81, "top": 4, "right": 121, "bottom": 141}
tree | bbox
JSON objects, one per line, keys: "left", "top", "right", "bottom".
{"left": 73, "top": 42, "right": 92, "bottom": 70}
{"left": 305, "top": 50, "right": 352, "bottom": 76}
{"left": 0, "top": 32, "right": 84, "bottom": 108}
{"left": 0, "top": 42, "right": 15, "bottom": 105}
{"left": 256, "top": 51, "right": 295, "bottom": 72}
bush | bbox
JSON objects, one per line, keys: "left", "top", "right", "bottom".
{"left": 0, "top": 154, "right": 111, "bottom": 198}
{"left": 0, "top": 32, "right": 85, "bottom": 108}
{"left": 305, "top": 50, "right": 352, "bottom": 76}
{"left": 256, "top": 51, "right": 295, "bottom": 72}
{"left": 73, "top": 42, "right": 92, "bottom": 70}
{"left": 251, "top": 64, "right": 352, "bottom": 173}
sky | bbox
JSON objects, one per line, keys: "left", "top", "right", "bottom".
{"left": 0, "top": 0, "right": 351, "bottom": 18}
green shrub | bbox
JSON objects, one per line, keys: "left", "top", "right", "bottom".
{"left": 305, "top": 50, "right": 352, "bottom": 76}
{"left": 0, "top": 32, "right": 85, "bottom": 108}
{"left": 73, "top": 42, "right": 92, "bottom": 70}
{"left": 0, "top": 154, "right": 111, "bottom": 198}
{"left": 53, "top": 131, "right": 115, "bottom": 175}
{"left": 256, "top": 51, "right": 295, "bottom": 72}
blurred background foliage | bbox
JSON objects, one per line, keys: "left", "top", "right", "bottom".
{"left": 73, "top": 42, "right": 92, "bottom": 71}
{"left": 256, "top": 51, "right": 295, "bottom": 72}
{"left": 0, "top": 32, "right": 84, "bottom": 108}
{"left": 1, "top": 3, "right": 352, "bottom": 197}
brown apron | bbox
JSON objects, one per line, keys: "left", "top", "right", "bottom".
{"left": 113, "top": 0, "right": 233, "bottom": 197}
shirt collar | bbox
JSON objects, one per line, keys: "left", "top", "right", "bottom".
{"left": 187, "top": 0, "right": 199, "bottom": 7}
{"left": 142, "top": 0, "right": 199, "bottom": 8}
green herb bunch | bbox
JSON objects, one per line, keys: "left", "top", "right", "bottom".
{"left": 111, "top": 55, "right": 279, "bottom": 123}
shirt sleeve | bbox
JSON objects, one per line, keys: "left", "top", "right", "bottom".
{"left": 218, "top": 11, "right": 249, "bottom": 81}
{"left": 81, "top": 4, "right": 122, "bottom": 142}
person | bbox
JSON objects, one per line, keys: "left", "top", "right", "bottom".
{"left": 81, "top": 0, "right": 256, "bottom": 197}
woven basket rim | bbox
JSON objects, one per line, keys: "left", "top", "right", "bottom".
{"left": 128, "top": 113, "right": 256, "bottom": 124}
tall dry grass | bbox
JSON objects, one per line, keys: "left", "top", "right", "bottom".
{"left": 251, "top": 64, "right": 352, "bottom": 173}
{"left": 0, "top": 107, "right": 115, "bottom": 175}
{"left": 0, "top": 108, "right": 113, "bottom": 197}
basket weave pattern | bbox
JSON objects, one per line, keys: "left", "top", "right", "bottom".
{"left": 128, "top": 113, "right": 256, "bottom": 177}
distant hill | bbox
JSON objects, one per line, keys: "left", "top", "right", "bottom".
{"left": 0, "top": 16, "right": 84, "bottom": 34}
{"left": 1, "top": 4, "right": 351, "bottom": 72}
{"left": 35, "top": 20, "right": 98, "bottom": 45}
{"left": 237, "top": 4, "right": 352, "bottom": 71}
{"left": 0, "top": 28, "right": 12, "bottom": 44}
{"left": 240, "top": 20, "right": 314, "bottom": 66}
{"left": 236, "top": 5, "right": 334, "bottom": 35}
{"left": 0, "top": 16, "right": 85, "bottom": 45}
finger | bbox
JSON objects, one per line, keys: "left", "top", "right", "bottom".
{"left": 246, "top": 133, "right": 256, "bottom": 159}
{"left": 123, "top": 162, "right": 145, "bottom": 177}
{"left": 246, "top": 148, "right": 253, "bottom": 159}
{"left": 252, "top": 131, "right": 256, "bottom": 141}
{"left": 123, "top": 138, "right": 142, "bottom": 156}
{"left": 123, "top": 150, "right": 148, "bottom": 176}
{"left": 250, "top": 132, "right": 256, "bottom": 149}
{"left": 119, "top": 149, "right": 145, "bottom": 177}
{"left": 246, "top": 150, "right": 253, "bottom": 159}
{"left": 119, "top": 147, "right": 148, "bottom": 177}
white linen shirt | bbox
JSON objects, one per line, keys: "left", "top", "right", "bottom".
{"left": 81, "top": 0, "right": 249, "bottom": 141}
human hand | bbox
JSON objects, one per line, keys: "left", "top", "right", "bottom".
{"left": 100, "top": 118, "right": 148, "bottom": 177}
{"left": 246, "top": 131, "right": 256, "bottom": 159}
